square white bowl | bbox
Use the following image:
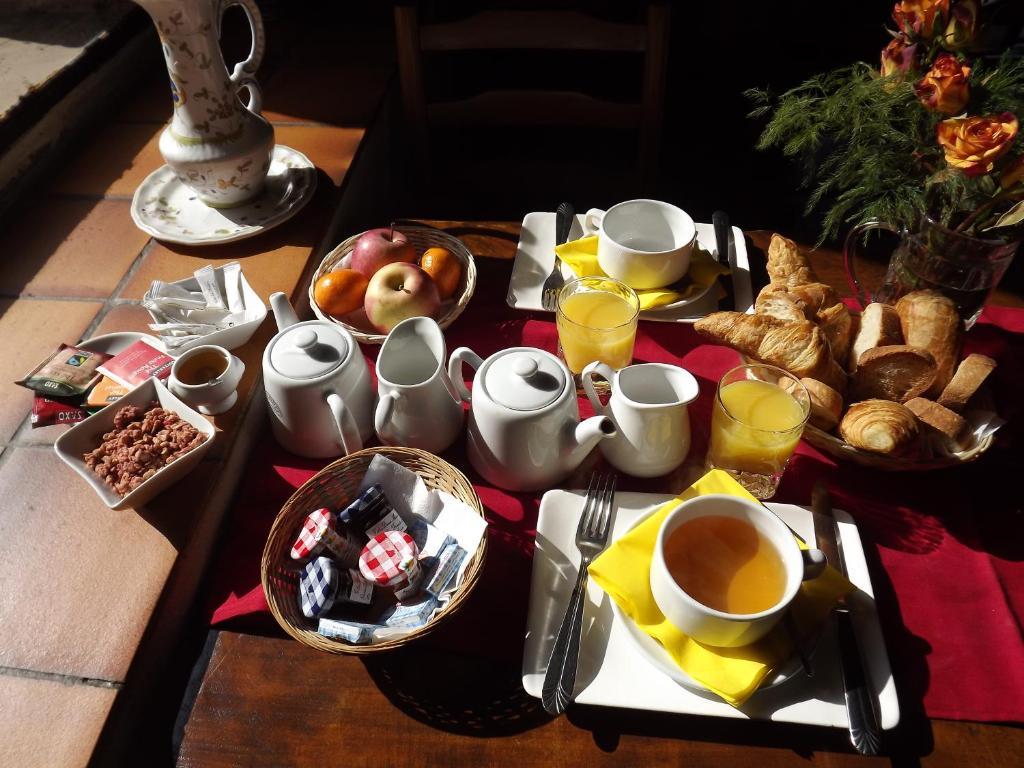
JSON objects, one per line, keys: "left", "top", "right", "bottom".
{"left": 54, "top": 378, "right": 216, "bottom": 510}
{"left": 144, "top": 264, "right": 267, "bottom": 356}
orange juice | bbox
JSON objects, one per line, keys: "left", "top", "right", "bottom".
{"left": 708, "top": 378, "right": 807, "bottom": 475}
{"left": 556, "top": 288, "right": 638, "bottom": 374}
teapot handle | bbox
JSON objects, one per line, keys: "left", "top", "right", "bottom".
{"left": 326, "top": 393, "right": 362, "bottom": 456}
{"left": 374, "top": 391, "right": 400, "bottom": 441}
{"left": 447, "top": 347, "right": 483, "bottom": 404}
{"left": 843, "top": 219, "right": 901, "bottom": 310}
{"left": 219, "top": 0, "right": 265, "bottom": 113}
{"left": 581, "top": 361, "right": 615, "bottom": 415}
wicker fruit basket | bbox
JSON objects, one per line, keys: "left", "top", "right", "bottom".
{"left": 261, "top": 446, "right": 487, "bottom": 654}
{"left": 310, "top": 226, "right": 477, "bottom": 345}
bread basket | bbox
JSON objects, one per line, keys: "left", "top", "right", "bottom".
{"left": 310, "top": 227, "right": 477, "bottom": 344}
{"left": 802, "top": 422, "right": 993, "bottom": 470}
{"left": 261, "top": 447, "right": 487, "bottom": 654}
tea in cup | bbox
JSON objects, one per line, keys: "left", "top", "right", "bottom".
{"left": 168, "top": 344, "right": 244, "bottom": 415}
{"left": 583, "top": 199, "right": 696, "bottom": 289}
{"left": 650, "top": 494, "right": 825, "bottom": 647}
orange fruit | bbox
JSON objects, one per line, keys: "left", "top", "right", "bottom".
{"left": 313, "top": 268, "right": 369, "bottom": 317}
{"left": 419, "top": 247, "right": 462, "bottom": 300}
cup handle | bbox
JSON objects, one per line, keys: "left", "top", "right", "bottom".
{"left": 801, "top": 548, "right": 828, "bottom": 580}
{"left": 843, "top": 219, "right": 901, "bottom": 310}
{"left": 374, "top": 391, "right": 400, "bottom": 441}
{"left": 326, "top": 392, "right": 362, "bottom": 456}
{"left": 219, "top": 0, "right": 265, "bottom": 113}
{"left": 581, "top": 361, "right": 615, "bottom": 415}
{"left": 583, "top": 208, "right": 605, "bottom": 234}
{"left": 447, "top": 347, "right": 484, "bottom": 404}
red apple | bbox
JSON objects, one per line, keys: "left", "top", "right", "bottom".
{"left": 350, "top": 228, "right": 417, "bottom": 278}
{"left": 364, "top": 262, "right": 441, "bottom": 333}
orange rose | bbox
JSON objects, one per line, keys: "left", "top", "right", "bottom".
{"left": 881, "top": 36, "right": 918, "bottom": 78}
{"left": 893, "top": 0, "right": 950, "bottom": 40}
{"left": 937, "top": 113, "right": 1019, "bottom": 177}
{"left": 1000, "top": 156, "right": 1024, "bottom": 190}
{"left": 941, "top": 0, "right": 979, "bottom": 51}
{"left": 915, "top": 54, "right": 970, "bottom": 115}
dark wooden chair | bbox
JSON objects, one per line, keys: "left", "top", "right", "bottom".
{"left": 393, "top": 3, "right": 670, "bottom": 193}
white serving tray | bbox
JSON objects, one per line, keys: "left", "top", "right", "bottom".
{"left": 507, "top": 212, "right": 754, "bottom": 321}
{"left": 522, "top": 490, "right": 899, "bottom": 730}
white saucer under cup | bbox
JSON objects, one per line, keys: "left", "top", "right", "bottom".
{"left": 130, "top": 145, "right": 317, "bottom": 246}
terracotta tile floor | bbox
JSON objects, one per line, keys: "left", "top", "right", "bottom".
{"left": 0, "top": 15, "right": 392, "bottom": 763}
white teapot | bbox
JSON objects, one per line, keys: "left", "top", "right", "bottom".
{"left": 263, "top": 292, "right": 374, "bottom": 458}
{"left": 448, "top": 346, "right": 615, "bottom": 491}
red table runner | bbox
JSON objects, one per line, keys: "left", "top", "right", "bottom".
{"left": 206, "top": 259, "right": 1024, "bottom": 724}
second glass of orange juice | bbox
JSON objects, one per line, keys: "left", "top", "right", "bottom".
{"left": 556, "top": 277, "right": 640, "bottom": 377}
{"left": 706, "top": 363, "right": 809, "bottom": 499}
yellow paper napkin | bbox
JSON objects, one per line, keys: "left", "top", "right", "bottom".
{"left": 588, "top": 470, "right": 853, "bottom": 707}
{"left": 554, "top": 235, "right": 728, "bottom": 310}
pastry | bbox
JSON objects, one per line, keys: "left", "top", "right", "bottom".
{"left": 905, "top": 397, "right": 968, "bottom": 447}
{"left": 839, "top": 399, "right": 919, "bottom": 455}
{"left": 694, "top": 313, "right": 841, "bottom": 387}
{"left": 895, "top": 290, "right": 962, "bottom": 396}
{"left": 755, "top": 291, "right": 807, "bottom": 323}
{"left": 938, "top": 353, "right": 996, "bottom": 412}
{"left": 817, "top": 303, "right": 854, "bottom": 368}
{"left": 851, "top": 345, "right": 937, "bottom": 403}
{"left": 787, "top": 282, "right": 840, "bottom": 318}
{"left": 800, "top": 378, "right": 843, "bottom": 431}
{"left": 848, "top": 302, "right": 903, "bottom": 371}
{"left": 767, "top": 234, "right": 817, "bottom": 287}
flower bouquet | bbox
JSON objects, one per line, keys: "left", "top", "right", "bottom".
{"left": 747, "top": 1, "right": 1024, "bottom": 242}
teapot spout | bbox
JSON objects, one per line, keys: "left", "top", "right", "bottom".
{"left": 270, "top": 292, "right": 299, "bottom": 332}
{"left": 565, "top": 415, "right": 616, "bottom": 470}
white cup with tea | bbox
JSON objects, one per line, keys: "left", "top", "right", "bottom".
{"left": 650, "top": 494, "right": 826, "bottom": 648}
{"left": 583, "top": 199, "right": 696, "bottom": 289}
{"left": 168, "top": 344, "right": 244, "bottom": 415}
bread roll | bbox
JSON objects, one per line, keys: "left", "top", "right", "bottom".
{"left": 767, "top": 234, "right": 817, "bottom": 287}
{"left": 800, "top": 378, "right": 843, "bottom": 431}
{"left": 839, "top": 400, "right": 919, "bottom": 455}
{"left": 905, "top": 397, "right": 967, "bottom": 447}
{"left": 755, "top": 292, "right": 807, "bottom": 323}
{"left": 938, "top": 354, "right": 996, "bottom": 412}
{"left": 817, "top": 303, "right": 854, "bottom": 368}
{"left": 849, "top": 302, "right": 903, "bottom": 371}
{"left": 694, "top": 312, "right": 840, "bottom": 386}
{"left": 851, "top": 345, "right": 937, "bottom": 403}
{"left": 895, "top": 290, "right": 962, "bottom": 396}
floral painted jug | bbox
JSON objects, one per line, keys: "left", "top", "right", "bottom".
{"left": 135, "top": 0, "right": 274, "bottom": 207}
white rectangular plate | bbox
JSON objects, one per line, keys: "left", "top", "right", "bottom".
{"left": 507, "top": 212, "right": 755, "bottom": 321}
{"left": 522, "top": 491, "right": 899, "bottom": 730}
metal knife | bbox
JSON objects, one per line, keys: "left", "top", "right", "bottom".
{"left": 811, "top": 482, "right": 882, "bottom": 756}
{"left": 712, "top": 210, "right": 736, "bottom": 311}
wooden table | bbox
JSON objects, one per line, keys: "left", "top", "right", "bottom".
{"left": 176, "top": 223, "right": 1024, "bottom": 767}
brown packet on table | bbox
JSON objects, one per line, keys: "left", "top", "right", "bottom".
{"left": 16, "top": 343, "right": 111, "bottom": 398}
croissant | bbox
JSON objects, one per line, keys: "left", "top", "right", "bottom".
{"left": 800, "top": 378, "right": 843, "bottom": 431}
{"left": 839, "top": 399, "right": 919, "bottom": 455}
{"left": 755, "top": 291, "right": 807, "bottom": 323}
{"left": 895, "top": 290, "right": 962, "bottom": 397}
{"left": 694, "top": 312, "right": 843, "bottom": 389}
{"left": 787, "top": 282, "right": 840, "bottom": 318}
{"left": 817, "top": 303, "right": 854, "bottom": 368}
{"left": 767, "top": 234, "right": 817, "bottom": 288}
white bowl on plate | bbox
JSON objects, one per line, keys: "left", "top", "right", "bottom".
{"left": 79, "top": 331, "right": 163, "bottom": 356}
{"left": 54, "top": 378, "right": 215, "bottom": 510}
{"left": 144, "top": 264, "right": 267, "bottom": 356}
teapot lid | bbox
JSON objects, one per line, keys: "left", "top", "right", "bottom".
{"left": 269, "top": 323, "right": 351, "bottom": 380}
{"left": 481, "top": 348, "right": 566, "bottom": 411}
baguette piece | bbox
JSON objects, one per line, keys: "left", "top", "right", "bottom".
{"left": 851, "top": 345, "right": 937, "bottom": 403}
{"left": 800, "top": 378, "right": 843, "bottom": 431}
{"left": 839, "top": 399, "right": 919, "bottom": 455}
{"left": 817, "top": 303, "right": 854, "bottom": 368}
{"left": 767, "top": 234, "right": 817, "bottom": 287}
{"left": 849, "top": 302, "right": 903, "bottom": 371}
{"left": 895, "top": 290, "right": 962, "bottom": 397}
{"left": 938, "top": 353, "right": 996, "bottom": 412}
{"left": 755, "top": 291, "right": 807, "bottom": 323}
{"left": 694, "top": 312, "right": 841, "bottom": 387}
{"left": 905, "top": 397, "right": 967, "bottom": 447}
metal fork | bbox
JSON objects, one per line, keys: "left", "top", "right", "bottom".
{"left": 541, "top": 202, "right": 575, "bottom": 311}
{"left": 542, "top": 473, "right": 617, "bottom": 715}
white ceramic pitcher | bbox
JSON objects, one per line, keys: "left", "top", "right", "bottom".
{"left": 582, "top": 361, "right": 698, "bottom": 477}
{"left": 374, "top": 317, "right": 464, "bottom": 453}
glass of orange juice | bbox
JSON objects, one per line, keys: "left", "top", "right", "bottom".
{"left": 706, "top": 363, "right": 810, "bottom": 499}
{"left": 556, "top": 277, "right": 640, "bottom": 379}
